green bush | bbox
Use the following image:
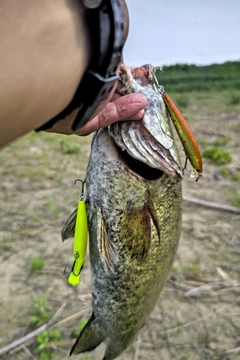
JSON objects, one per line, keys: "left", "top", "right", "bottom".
{"left": 232, "top": 192, "right": 240, "bottom": 208}
{"left": 228, "top": 92, "right": 240, "bottom": 105}
{"left": 159, "top": 61, "right": 240, "bottom": 92}
{"left": 29, "top": 295, "right": 50, "bottom": 327}
{"left": 30, "top": 257, "right": 45, "bottom": 272}
{"left": 202, "top": 146, "right": 232, "bottom": 165}
{"left": 35, "top": 329, "right": 61, "bottom": 360}
{"left": 60, "top": 139, "right": 79, "bottom": 154}
{"left": 175, "top": 94, "right": 189, "bottom": 108}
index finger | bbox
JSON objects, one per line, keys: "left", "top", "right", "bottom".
{"left": 75, "top": 93, "right": 147, "bottom": 136}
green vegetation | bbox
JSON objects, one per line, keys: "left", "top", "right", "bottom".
{"left": 1, "top": 243, "right": 12, "bottom": 252}
{"left": 45, "top": 196, "right": 60, "bottom": 216}
{"left": 199, "top": 331, "right": 210, "bottom": 345}
{"left": 174, "top": 93, "right": 190, "bottom": 108}
{"left": 60, "top": 139, "right": 80, "bottom": 154}
{"left": 30, "top": 257, "right": 45, "bottom": 272}
{"left": 227, "top": 92, "right": 240, "bottom": 105}
{"left": 157, "top": 61, "right": 240, "bottom": 92}
{"left": 184, "top": 263, "right": 202, "bottom": 278}
{"left": 202, "top": 146, "right": 232, "bottom": 165}
{"left": 219, "top": 167, "right": 230, "bottom": 177}
{"left": 219, "top": 167, "right": 240, "bottom": 181}
{"left": 232, "top": 173, "right": 240, "bottom": 181}
{"left": 180, "top": 356, "right": 189, "bottom": 360}
{"left": 231, "top": 121, "right": 240, "bottom": 133}
{"left": 212, "top": 136, "right": 230, "bottom": 147}
{"left": 171, "top": 265, "right": 179, "bottom": 274}
{"left": 29, "top": 295, "right": 51, "bottom": 327}
{"left": 232, "top": 192, "right": 240, "bottom": 208}
{"left": 208, "top": 252, "right": 218, "bottom": 260}
{"left": 35, "top": 329, "right": 61, "bottom": 360}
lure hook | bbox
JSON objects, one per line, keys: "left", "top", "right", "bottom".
{"left": 183, "top": 157, "right": 191, "bottom": 175}
{"left": 74, "top": 178, "right": 86, "bottom": 200}
{"left": 150, "top": 67, "right": 164, "bottom": 94}
{"left": 64, "top": 252, "right": 81, "bottom": 276}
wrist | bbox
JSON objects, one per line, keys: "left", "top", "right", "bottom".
{"left": 0, "top": 0, "right": 90, "bottom": 148}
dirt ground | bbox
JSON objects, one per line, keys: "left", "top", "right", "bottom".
{"left": 0, "top": 90, "right": 240, "bottom": 360}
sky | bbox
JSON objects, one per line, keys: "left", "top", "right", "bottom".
{"left": 123, "top": 0, "right": 240, "bottom": 66}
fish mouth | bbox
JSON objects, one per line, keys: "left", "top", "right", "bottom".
{"left": 108, "top": 63, "right": 183, "bottom": 181}
{"left": 108, "top": 120, "right": 182, "bottom": 182}
{"left": 115, "top": 146, "right": 164, "bottom": 181}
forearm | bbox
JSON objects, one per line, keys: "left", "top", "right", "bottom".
{"left": 0, "top": 0, "right": 89, "bottom": 148}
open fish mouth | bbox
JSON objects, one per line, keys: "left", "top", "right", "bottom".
{"left": 108, "top": 64, "right": 183, "bottom": 181}
{"left": 109, "top": 120, "right": 182, "bottom": 181}
{"left": 117, "top": 146, "right": 165, "bottom": 181}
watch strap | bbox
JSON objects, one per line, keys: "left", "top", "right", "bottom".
{"left": 36, "top": 0, "right": 125, "bottom": 132}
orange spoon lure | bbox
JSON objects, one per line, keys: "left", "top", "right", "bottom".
{"left": 152, "top": 67, "right": 202, "bottom": 181}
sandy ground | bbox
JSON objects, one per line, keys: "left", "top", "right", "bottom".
{"left": 0, "top": 91, "right": 240, "bottom": 360}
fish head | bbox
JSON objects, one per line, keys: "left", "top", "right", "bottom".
{"left": 109, "top": 64, "right": 183, "bottom": 181}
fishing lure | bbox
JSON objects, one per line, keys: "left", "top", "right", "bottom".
{"left": 67, "top": 179, "right": 88, "bottom": 286}
{"left": 151, "top": 67, "right": 203, "bottom": 181}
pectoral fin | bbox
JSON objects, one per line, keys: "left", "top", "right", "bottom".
{"left": 70, "top": 313, "right": 105, "bottom": 355}
{"left": 97, "top": 208, "right": 119, "bottom": 273}
{"left": 61, "top": 208, "right": 77, "bottom": 241}
{"left": 148, "top": 198, "right": 161, "bottom": 243}
{"left": 121, "top": 199, "right": 161, "bottom": 259}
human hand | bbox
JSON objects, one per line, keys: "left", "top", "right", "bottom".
{"left": 47, "top": 91, "right": 147, "bottom": 136}
{"left": 77, "top": 92, "right": 147, "bottom": 136}
{"left": 44, "top": 0, "right": 148, "bottom": 137}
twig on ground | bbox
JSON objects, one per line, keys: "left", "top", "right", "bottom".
{"left": 159, "top": 306, "right": 226, "bottom": 336}
{"left": 7, "top": 305, "right": 91, "bottom": 357}
{"left": 50, "top": 306, "right": 91, "bottom": 329}
{"left": 226, "top": 347, "right": 240, "bottom": 354}
{"left": 133, "top": 337, "right": 142, "bottom": 360}
{"left": 183, "top": 196, "right": 240, "bottom": 214}
{"left": 216, "top": 267, "right": 231, "bottom": 280}
{"left": 0, "top": 303, "right": 66, "bottom": 357}
{"left": 167, "top": 278, "right": 193, "bottom": 292}
{"left": 223, "top": 235, "right": 240, "bottom": 253}
{"left": 185, "top": 280, "right": 240, "bottom": 298}
{"left": 21, "top": 345, "right": 37, "bottom": 359}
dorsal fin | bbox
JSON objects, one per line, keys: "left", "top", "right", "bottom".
{"left": 70, "top": 313, "right": 105, "bottom": 356}
{"left": 97, "top": 208, "right": 119, "bottom": 273}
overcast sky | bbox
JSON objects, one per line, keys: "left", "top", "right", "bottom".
{"left": 123, "top": 0, "right": 240, "bottom": 66}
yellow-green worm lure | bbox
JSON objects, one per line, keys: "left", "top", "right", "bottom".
{"left": 68, "top": 180, "right": 88, "bottom": 286}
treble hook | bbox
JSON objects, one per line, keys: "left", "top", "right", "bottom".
{"left": 74, "top": 178, "right": 86, "bottom": 200}
{"left": 182, "top": 157, "right": 191, "bottom": 175}
{"left": 150, "top": 66, "right": 165, "bottom": 95}
{"left": 64, "top": 252, "right": 81, "bottom": 276}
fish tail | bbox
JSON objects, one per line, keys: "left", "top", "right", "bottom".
{"left": 70, "top": 313, "right": 105, "bottom": 356}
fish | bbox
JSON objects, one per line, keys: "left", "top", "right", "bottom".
{"left": 62, "top": 64, "right": 183, "bottom": 359}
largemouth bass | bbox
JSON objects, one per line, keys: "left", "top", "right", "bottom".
{"left": 62, "top": 64, "right": 183, "bottom": 359}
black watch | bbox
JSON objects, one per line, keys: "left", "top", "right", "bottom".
{"left": 36, "top": 0, "right": 125, "bottom": 132}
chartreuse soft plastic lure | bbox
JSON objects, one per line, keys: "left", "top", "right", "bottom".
{"left": 152, "top": 67, "right": 203, "bottom": 181}
{"left": 68, "top": 180, "right": 88, "bottom": 286}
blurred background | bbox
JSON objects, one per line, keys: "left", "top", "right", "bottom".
{"left": 124, "top": 0, "right": 240, "bottom": 66}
